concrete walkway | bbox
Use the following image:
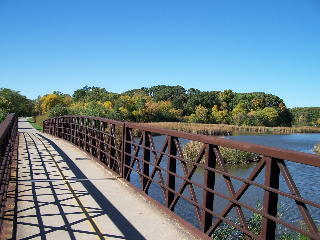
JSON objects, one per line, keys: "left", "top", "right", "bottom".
{"left": 2, "top": 119, "right": 200, "bottom": 240}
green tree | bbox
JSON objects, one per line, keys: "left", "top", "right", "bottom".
{"left": 212, "top": 105, "right": 231, "bottom": 124}
{"left": 232, "top": 101, "right": 248, "bottom": 125}
{"left": 0, "top": 88, "right": 34, "bottom": 118}
{"left": 290, "top": 107, "right": 320, "bottom": 126}
{"left": 254, "top": 107, "right": 279, "bottom": 126}
{"left": 146, "top": 85, "right": 187, "bottom": 110}
{"left": 219, "top": 90, "right": 235, "bottom": 111}
{"left": 185, "top": 90, "right": 219, "bottom": 115}
{"left": 187, "top": 105, "right": 210, "bottom": 123}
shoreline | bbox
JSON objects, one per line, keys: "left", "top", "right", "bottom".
{"left": 144, "top": 122, "right": 320, "bottom": 136}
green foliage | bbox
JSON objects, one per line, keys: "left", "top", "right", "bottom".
{"left": 183, "top": 141, "right": 260, "bottom": 165}
{"left": 291, "top": 107, "right": 320, "bottom": 126}
{"left": 187, "top": 105, "right": 210, "bottom": 123}
{"left": 0, "top": 88, "right": 34, "bottom": 117}
{"left": 29, "top": 85, "right": 297, "bottom": 127}
{"left": 0, "top": 108, "right": 8, "bottom": 122}
{"left": 72, "top": 86, "right": 115, "bottom": 102}
{"left": 219, "top": 147, "right": 260, "bottom": 165}
{"left": 48, "top": 104, "right": 70, "bottom": 117}
{"left": 185, "top": 90, "right": 219, "bottom": 115}
{"left": 34, "top": 114, "right": 49, "bottom": 128}
{"left": 219, "top": 89, "right": 235, "bottom": 111}
{"left": 212, "top": 223, "right": 237, "bottom": 240}
{"left": 211, "top": 203, "right": 309, "bottom": 240}
{"left": 183, "top": 141, "right": 204, "bottom": 163}
{"left": 27, "top": 117, "right": 43, "bottom": 131}
{"left": 253, "top": 107, "right": 279, "bottom": 126}
{"left": 146, "top": 85, "right": 187, "bottom": 109}
{"left": 212, "top": 105, "right": 231, "bottom": 124}
{"left": 212, "top": 203, "right": 264, "bottom": 239}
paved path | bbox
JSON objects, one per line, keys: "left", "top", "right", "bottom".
{"left": 2, "top": 119, "right": 200, "bottom": 240}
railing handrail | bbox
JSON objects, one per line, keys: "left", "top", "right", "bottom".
{"left": 0, "top": 113, "right": 18, "bottom": 232}
{"left": 0, "top": 113, "right": 16, "bottom": 142}
{"left": 44, "top": 115, "right": 320, "bottom": 167}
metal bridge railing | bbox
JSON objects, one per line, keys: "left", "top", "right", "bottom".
{"left": 43, "top": 115, "right": 320, "bottom": 240}
{"left": 0, "top": 113, "right": 18, "bottom": 231}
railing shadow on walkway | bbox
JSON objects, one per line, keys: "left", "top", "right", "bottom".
{"left": 37, "top": 133, "right": 146, "bottom": 240}
{"left": 3, "top": 131, "right": 146, "bottom": 240}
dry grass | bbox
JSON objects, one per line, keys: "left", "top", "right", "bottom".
{"left": 314, "top": 143, "right": 320, "bottom": 154}
{"left": 144, "top": 122, "right": 320, "bottom": 136}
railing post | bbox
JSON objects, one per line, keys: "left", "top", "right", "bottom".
{"left": 261, "top": 157, "right": 280, "bottom": 240}
{"left": 71, "top": 117, "right": 75, "bottom": 143}
{"left": 80, "top": 117, "right": 84, "bottom": 149}
{"left": 166, "top": 136, "right": 177, "bottom": 209}
{"left": 98, "top": 120, "right": 103, "bottom": 162}
{"left": 122, "top": 124, "right": 131, "bottom": 181}
{"left": 110, "top": 124, "right": 116, "bottom": 171}
{"left": 142, "top": 131, "right": 150, "bottom": 193}
{"left": 68, "top": 117, "right": 72, "bottom": 142}
{"left": 201, "top": 144, "right": 216, "bottom": 233}
{"left": 54, "top": 118, "right": 56, "bottom": 135}
{"left": 75, "top": 117, "right": 79, "bottom": 146}
{"left": 58, "top": 117, "right": 62, "bottom": 138}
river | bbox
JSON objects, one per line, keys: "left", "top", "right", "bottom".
{"left": 129, "top": 133, "right": 320, "bottom": 232}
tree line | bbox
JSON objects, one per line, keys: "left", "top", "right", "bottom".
{"left": 0, "top": 88, "right": 34, "bottom": 122}
{"left": 0, "top": 86, "right": 319, "bottom": 127}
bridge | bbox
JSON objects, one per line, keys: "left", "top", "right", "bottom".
{"left": 0, "top": 114, "right": 320, "bottom": 239}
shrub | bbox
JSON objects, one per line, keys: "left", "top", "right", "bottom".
{"left": 48, "top": 104, "right": 70, "bottom": 117}
{"left": 183, "top": 141, "right": 204, "bottom": 163}
{"left": 183, "top": 141, "right": 260, "bottom": 165}
{"left": 34, "top": 114, "right": 49, "bottom": 127}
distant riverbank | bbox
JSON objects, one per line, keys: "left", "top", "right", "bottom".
{"left": 144, "top": 122, "right": 320, "bottom": 136}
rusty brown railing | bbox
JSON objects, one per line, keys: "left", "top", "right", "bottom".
{"left": 43, "top": 115, "right": 320, "bottom": 240}
{"left": 0, "top": 113, "right": 18, "bottom": 230}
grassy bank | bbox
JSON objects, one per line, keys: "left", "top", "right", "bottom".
{"left": 183, "top": 141, "right": 260, "bottom": 165}
{"left": 144, "top": 122, "right": 320, "bottom": 136}
{"left": 27, "top": 116, "right": 46, "bottom": 131}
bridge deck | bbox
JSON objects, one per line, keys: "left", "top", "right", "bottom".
{"left": 2, "top": 119, "right": 198, "bottom": 240}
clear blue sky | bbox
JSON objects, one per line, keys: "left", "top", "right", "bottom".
{"left": 0, "top": 0, "right": 319, "bottom": 107}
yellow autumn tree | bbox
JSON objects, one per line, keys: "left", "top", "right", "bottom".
{"left": 37, "top": 94, "right": 72, "bottom": 114}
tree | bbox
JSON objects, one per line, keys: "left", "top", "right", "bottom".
{"left": 38, "top": 94, "right": 64, "bottom": 113}
{"left": 253, "top": 107, "right": 279, "bottom": 126}
{"left": 187, "top": 105, "right": 210, "bottom": 123}
{"left": 185, "top": 91, "right": 219, "bottom": 115}
{"left": 0, "top": 88, "right": 34, "bottom": 117}
{"left": 35, "top": 92, "right": 72, "bottom": 114}
{"left": 72, "top": 86, "right": 91, "bottom": 102}
{"left": 141, "top": 100, "right": 182, "bottom": 122}
{"left": 219, "top": 90, "right": 235, "bottom": 111}
{"left": 232, "top": 101, "right": 248, "bottom": 125}
{"left": 290, "top": 107, "right": 320, "bottom": 126}
{"left": 146, "top": 85, "right": 187, "bottom": 110}
{"left": 212, "top": 105, "right": 231, "bottom": 124}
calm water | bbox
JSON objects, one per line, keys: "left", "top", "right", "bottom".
{"left": 130, "top": 133, "right": 320, "bottom": 230}
{"left": 226, "top": 133, "right": 320, "bottom": 154}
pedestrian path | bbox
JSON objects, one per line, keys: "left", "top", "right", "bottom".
{"left": 1, "top": 119, "right": 200, "bottom": 240}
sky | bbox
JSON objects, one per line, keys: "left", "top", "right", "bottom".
{"left": 0, "top": 0, "right": 319, "bottom": 107}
